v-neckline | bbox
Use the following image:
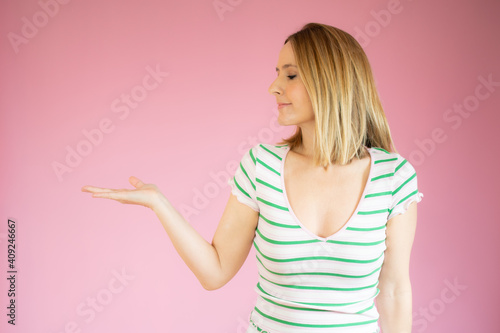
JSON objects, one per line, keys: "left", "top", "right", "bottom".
{"left": 280, "top": 145, "right": 374, "bottom": 242}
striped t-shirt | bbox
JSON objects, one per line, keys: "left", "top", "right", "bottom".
{"left": 227, "top": 143, "right": 423, "bottom": 333}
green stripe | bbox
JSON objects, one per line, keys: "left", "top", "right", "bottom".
{"left": 356, "top": 302, "right": 375, "bottom": 314}
{"left": 365, "top": 191, "right": 392, "bottom": 198}
{"left": 260, "top": 144, "right": 282, "bottom": 161}
{"left": 257, "top": 283, "right": 378, "bottom": 310}
{"left": 346, "top": 225, "right": 386, "bottom": 231}
{"left": 260, "top": 214, "right": 301, "bottom": 229}
{"left": 371, "top": 172, "right": 394, "bottom": 181}
{"left": 256, "top": 283, "right": 378, "bottom": 308}
{"left": 256, "top": 228, "right": 384, "bottom": 246}
{"left": 374, "top": 157, "right": 397, "bottom": 164}
{"left": 326, "top": 239, "right": 385, "bottom": 246}
{"left": 256, "top": 228, "right": 321, "bottom": 245}
{"left": 257, "top": 197, "right": 288, "bottom": 211}
{"left": 357, "top": 209, "right": 389, "bottom": 215}
{"left": 257, "top": 158, "right": 280, "bottom": 176}
{"left": 258, "top": 293, "right": 328, "bottom": 312}
{"left": 257, "top": 283, "right": 380, "bottom": 308}
{"left": 371, "top": 147, "right": 390, "bottom": 154}
{"left": 240, "top": 163, "right": 256, "bottom": 191}
{"left": 390, "top": 190, "right": 419, "bottom": 213}
{"left": 253, "top": 306, "right": 379, "bottom": 328}
{"left": 256, "top": 178, "right": 282, "bottom": 193}
{"left": 249, "top": 147, "right": 256, "bottom": 164}
{"left": 256, "top": 255, "right": 382, "bottom": 279}
{"left": 393, "top": 173, "right": 416, "bottom": 195}
{"left": 395, "top": 159, "right": 407, "bottom": 173}
{"left": 254, "top": 241, "right": 384, "bottom": 264}
{"left": 259, "top": 273, "right": 378, "bottom": 291}
{"left": 233, "top": 177, "right": 252, "bottom": 200}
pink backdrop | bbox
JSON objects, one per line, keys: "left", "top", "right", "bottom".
{"left": 1, "top": 0, "right": 499, "bottom": 332}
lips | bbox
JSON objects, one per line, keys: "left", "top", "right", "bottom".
{"left": 278, "top": 103, "right": 291, "bottom": 108}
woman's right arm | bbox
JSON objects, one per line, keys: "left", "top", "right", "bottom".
{"left": 152, "top": 191, "right": 259, "bottom": 290}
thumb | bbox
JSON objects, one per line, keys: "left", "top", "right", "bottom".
{"left": 129, "top": 176, "right": 144, "bottom": 188}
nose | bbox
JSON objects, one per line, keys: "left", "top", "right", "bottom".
{"left": 268, "top": 77, "right": 282, "bottom": 96}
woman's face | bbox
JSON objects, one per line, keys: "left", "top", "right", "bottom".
{"left": 268, "top": 41, "right": 314, "bottom": 127}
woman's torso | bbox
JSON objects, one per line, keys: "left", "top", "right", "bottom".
{"left": 283, "top": 146, "right": 372, "bottom": 239}
{"left": 247, "top": 143, "right": 387, "bottom": 332}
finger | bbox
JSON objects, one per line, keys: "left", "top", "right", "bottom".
{"left": 92, "top": 191, "right": 146, "bottom": 207}
{"left": 92, "top": 191, "right": 129, "bottom": 200}
{"left": 82, "top": 186, "right": 120, "bottom": 193}
{"left": 82, "top": 185, "right": 105, "bottom": 192}
{"left": 129, "top": 176, "right": 144, "bottom": 188}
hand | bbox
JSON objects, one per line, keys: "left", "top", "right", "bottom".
{"left": 81, "top": 176, "right": 162, "bottom": 210}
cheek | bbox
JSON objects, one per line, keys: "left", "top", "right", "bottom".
{"left": 289, "top": 85, "right": 310, "bottom": 105}
{"left": 297, "top": 90, "right": 313, "bottom": 112}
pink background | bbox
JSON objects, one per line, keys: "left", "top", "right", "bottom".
{"left": 1, "top": 0, "right": 499, "bottom": 332}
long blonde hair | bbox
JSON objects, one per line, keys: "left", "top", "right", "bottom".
{"left": 277, "top": 22, "right": 398, "bottom": 168}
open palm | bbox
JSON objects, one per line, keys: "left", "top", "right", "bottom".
{"left": 81, "top": 176, "right": 161, "bottom": 209}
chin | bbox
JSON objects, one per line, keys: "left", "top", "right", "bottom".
{"left": 277, "top": 117, "right": 292, "bottom": 127}
{"left": 278, "top": 113, "right": 294, "bottom": 125}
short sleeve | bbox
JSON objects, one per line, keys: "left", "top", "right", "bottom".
{"left": 388, "top": 157, "right": 424, "bottom": 221}
{"left": 227, "top": 145, "right": 260, "bottom": 212}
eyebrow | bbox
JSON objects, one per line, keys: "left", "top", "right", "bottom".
{"left": 275, "top": 64, "right": 297, "bottom": 72}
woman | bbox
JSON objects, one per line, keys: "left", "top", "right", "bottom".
{"left": 82, "top": 23, "right": 423, "bottom": 332}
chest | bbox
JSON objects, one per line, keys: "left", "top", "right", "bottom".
{"left": 283, "top": 152, "right": 371, "bottom": 239}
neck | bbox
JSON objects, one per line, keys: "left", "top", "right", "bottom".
{"left": 296, "top": 124, "right": 315, "bottom": 158}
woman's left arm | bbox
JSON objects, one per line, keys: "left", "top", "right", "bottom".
{"left": 376, "top": 200, "right": 418, "bottom": 333}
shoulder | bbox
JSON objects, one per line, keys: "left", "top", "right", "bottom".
{"left": 248, "top": 142, "right": 289, "bottom": 160}
{"left": 368, "top": 146, "right": 418, "bottom": 184}
{"left": 368, "top": 146, "right": 414, "bottom": 169}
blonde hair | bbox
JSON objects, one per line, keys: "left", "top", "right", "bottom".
{"left": 276, "top": 22, "right": 398, "bottom": 168}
